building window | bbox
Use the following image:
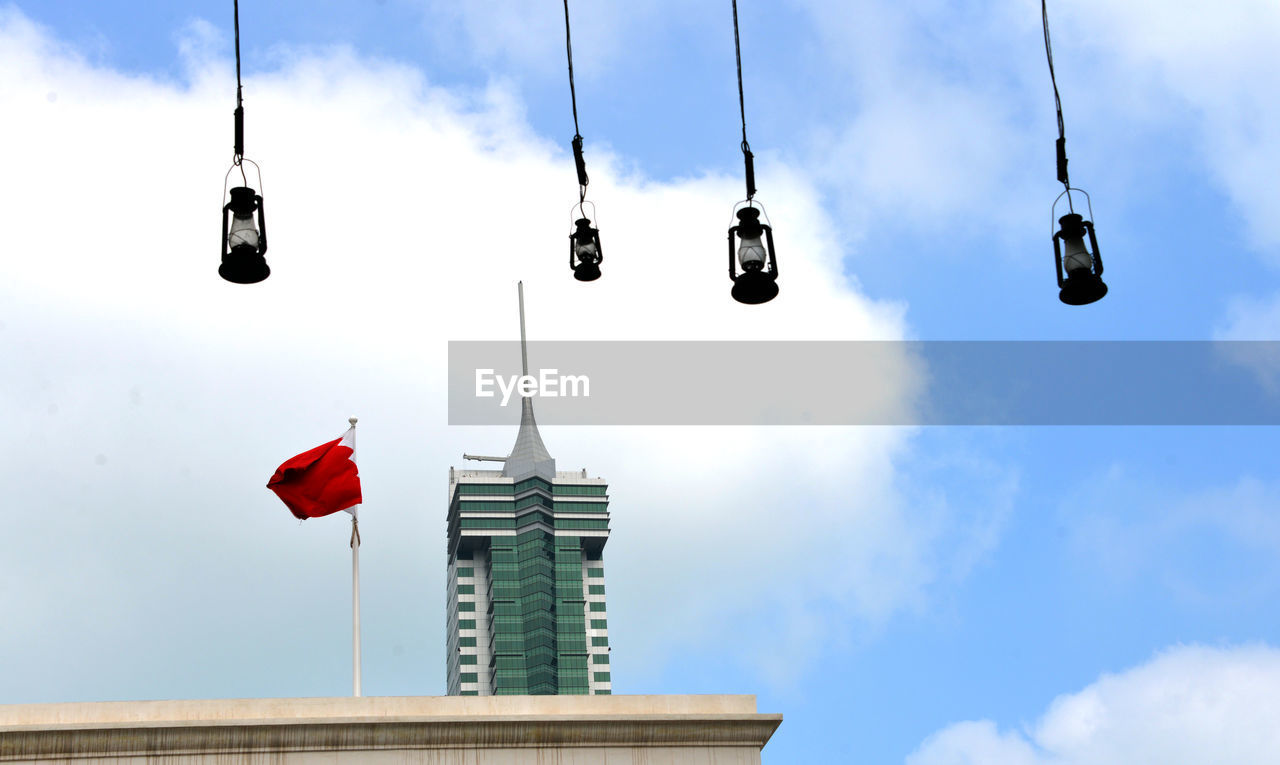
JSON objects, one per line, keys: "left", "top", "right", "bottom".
{"left": 457, "top": 584, "right": 475, "bottom": 595}
{"left": 458, "top": 602, "right": 476, "bottom": 612}
{"left": 460, "top": 516, "right": 516, "bottom": 528}
{"left": 552, "top": 485, "right": 608, "bottom": 496}
{"left": 457, "top": 567, "right": 474, "bottom": 578}
{"left": 459, "top": 619, "right": 476, "bottom": 630}
{"left": 458, "top": 484, "right": 515, "bottom": 495}
{"left": 592, "top": 654, "right": 610, "bottom": 664}
{"left": 591, "top": 636, "right": 609, "bottom": 646}
{"left": 587, "top": 568, "right": 604, "bottom": 578}
{"left": 460, "top": 654, "right": 478, "bottom": 665}
{"left": 458, "top": 500, "right": 517, "bottom": 511}
{"left": 593, "top": 672, "right": 611, "bottom": 682}
{"left": 589, "top": 602, "right": 606, "bottom": 612}
{"left": 554, "top": 518, "right": 610, "bottom": 530}
{"left": 514, "top": 477, "right": 553, "bottom": 493}
{"left": 459, "top": 636, "right": 477, "bottom": 647}
{"left": 460, "top": 672, "right": 478, "bottom": 683}
{"left": 590, "top": 619, "right": 607, "bottom": 630}
{"left": 588, "top": 584, "right": 605, "bottom": 594}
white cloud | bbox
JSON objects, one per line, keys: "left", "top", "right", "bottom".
{"left": 1217, "top": 293, "right": 1280, "bottom": 340}
{"left": 413, "top": 0, "right": 690, "bottom": 78}
{"left": 792, "top": 0, "right": 1050, "bottom": 238}
{"left": 0, "top": 9, "right": 1010, "bottom": 700}
{"left": 908, "top": 644, "right": 1280, "bottom": 765}
{"left": 1057, "top": 471, "right": 1280, "bottom": 610}
{"left": 1065, "top": 0, "right": 1280, "bottom": 257}
{"left": 1212, "top": 293, "right": 1280, "bottom": 391}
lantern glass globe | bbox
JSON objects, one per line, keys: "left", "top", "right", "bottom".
{"left": 575, "top": 239, "right": 598, "bottom": 264}
{"left": 1062, "top": 235, "right": 1092, "bottom": 273}
{"left": 738, "top": 235, "right": 766, "bottom": 270}
{"left": 228, "top": 211, "right": 259, "bottom": 250}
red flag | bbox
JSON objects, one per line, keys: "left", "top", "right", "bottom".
{"left": 267, "top": 427, "right": 362, "bottom": 520}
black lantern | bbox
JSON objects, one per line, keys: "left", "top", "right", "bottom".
{"left": 1052, "top": 190, "right": 1106, "bottom": 305}
{"left": 728, "top": 205, "right": 778, "bottom": 305}
{"left": 1043, "top": 2, "right": 1107, "bottom": 307}
{"left": 562, "top": 0, "right": 604, "bottom": 284}
{"left": 220, "top": 2, "right": 270, "bottom": 285}
{"left": 220, "top": 184, "right": 269, "bottom": 284}
{"left": 570, "top": 215, "right": 603, "bottom": 282}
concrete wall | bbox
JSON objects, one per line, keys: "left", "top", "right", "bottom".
{"left": 0, "top": 695, "right": 781, "bottom": 764}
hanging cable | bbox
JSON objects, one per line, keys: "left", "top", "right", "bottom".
{"left": 232, "top": 0, "right": 247, "bottom": 185}
{"left": 1042, "top": 0, "right": 1069, "bottom": 191}
{"left": 563, "top": 0, "right": 589, "bottom": 203}
{"left": 731, "top": 0, "right": 756, "bottom": 200}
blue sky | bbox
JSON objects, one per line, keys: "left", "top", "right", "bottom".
{"left": 2, "top": 1, "right": 1279, "bottom": 762}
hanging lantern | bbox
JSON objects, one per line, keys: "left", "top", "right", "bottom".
{"left": 570, "top": 214, "right": 602, "bottom": 282}
{"left": 1042, "top": 0, "right": 1108, "bottom": 306}
{"left": 1053, "top": 210, "right": 1106, "bottom": 305}
{"left": 725, "top": 2, "right": 778, "bottom": 305}
{"left": 562, "top": 4, "right": 604, "bottom": 282}
{"left": 218, "top": 0, "right": 270, "bottom": 285}
{"left": 728, "top": 204, "right": 778, "bottom": 305}
{"left": 220, "top": 184, "right": 269, "bottom": 284}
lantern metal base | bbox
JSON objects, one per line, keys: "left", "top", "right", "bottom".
{"left": 731, "top": 271, "right": 779, "bottom": 305}
{"left": 219, "top": 247, "right": 271, "bottom": 285}
{"left": 573, "top": 262, "right": 602, "bottom": 282}
{"left": 1058, "top": 269, "right": 1107, "bottom": 306}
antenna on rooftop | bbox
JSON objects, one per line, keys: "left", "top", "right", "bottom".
{"left": 518, "top": 280, "right": 529, "bottom": 377}
{"left": 463, "top": 454, "right": 508, "bottom": 462}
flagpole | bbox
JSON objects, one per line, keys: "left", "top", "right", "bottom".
{"left": 348, "top": 416, "right": 362, "bottom": 698}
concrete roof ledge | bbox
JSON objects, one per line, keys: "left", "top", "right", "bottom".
{"left": 0, "top": 695, "right": 783, "bottom": 762}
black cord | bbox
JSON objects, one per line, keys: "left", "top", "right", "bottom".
{"left": 732, "top": 0, "right": 748, "bottom": 150}
{"left": 1042, "top": 0, "right": 1069, "bottom": 189}
{"left": 563, "top": 0, "right": 588, "bottom": 199}
{"left": 233, "top": 0, "right": 245, "bottom": 167}
{"left": 732, "top": 0, "right": 755, "bottom": 200}
{"left": 234, "top": 0, "right": 242, "bottom": 106}
{"left": 563, "top": 0, "right": 580, "bottom": 139}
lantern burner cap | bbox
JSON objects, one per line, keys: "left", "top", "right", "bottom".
{"left": 220, "top": 245, "right": 270, "bottom": 284}
{"left": 1057, "top": 212, "right": 1087, "bottom": 237}
{"left": 731, "top": 270, "right": 778, "bottom": 305}
{"left": 1058, "top": 269, "right": 1107, "bottom": 305}
{"left": 227, "top": 186, "right": 258, "bottom": 214}
{"left": 735, "top": 206, "right": 764, "bottom": 239}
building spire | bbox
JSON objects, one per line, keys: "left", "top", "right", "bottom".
{"left": 519, "top": 281, "right": 530, "bottom": 377}
{"left": 503, "top": 282, "right": 555, "bottom": 480}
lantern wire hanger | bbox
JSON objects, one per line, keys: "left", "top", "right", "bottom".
{"left": 219, "top": 0, "right": 270, "bottom": 285}
{"left": 727, "top": 0, "right": 778, "bottom": 305}
{"left": 1042, "top": 0, "right": 1106, "bottom": 305}
{"left": 563, "top": 0, "right": 603, "bottom": 282}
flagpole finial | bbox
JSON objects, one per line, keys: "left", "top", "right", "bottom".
{"left": 349, "top": 417, "right": 358, "bottom": 426}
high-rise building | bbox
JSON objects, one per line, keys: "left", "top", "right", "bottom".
{"left": 446, "top": 286, "right": 612, "bottom": 696}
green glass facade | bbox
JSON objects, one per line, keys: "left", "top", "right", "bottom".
{"left": 447, "top": 472, "right": 611, "bottom": 696}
